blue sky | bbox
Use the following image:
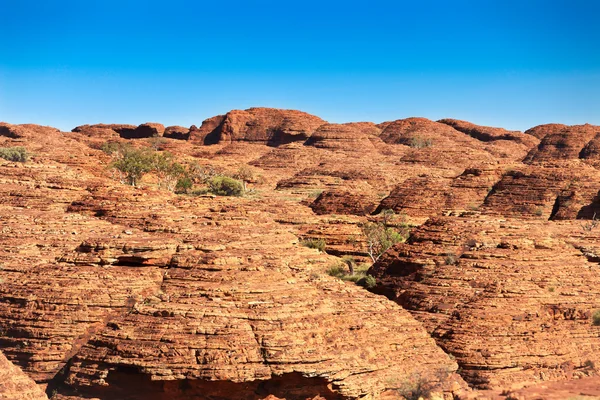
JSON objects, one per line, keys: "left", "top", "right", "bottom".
{"left": 1, "top": 0, "right": 599, "bottom": 131}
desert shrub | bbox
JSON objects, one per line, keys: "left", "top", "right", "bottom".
{"left": 396, "top": 369, "right": 449, "bottom": 400}
{"left": 300, "top": 238, "right": 326, "bottom": 252}
{"left": 327, "top": 260, "right": 376, "bottom": 289}
{"left": 362, "top": 209, "right": 408, "bottom": 263}
{"left": 592, "top": 310, "right": 600, "bottom": 326}
{"left": 0, "top": 146, "right": 29, "bottom": 162}
{"left": 208, "top": 176, "right": 244, "bottom": 196}
{"left": 234, "top": 165, "right": 254, "bottom": 182}
{"left": 409, "top": 135, "right": 433, "bottom": 148}
{"left": 100, "top": 141, "right": 122, "bottom": 155}
{"left": 326, "top": 264, "right": 346, "bottom": 278}
{"left": 187, "top": 163, "right": 222, "bottom": 184}
{"left": 175, "top": 176, "right": 193, "bottom": 194}
{"left": 444, "top": 253, "right": 457, "bottom": 265}
{"left": 357, "top": 274, "right": 377, "bottom": 289}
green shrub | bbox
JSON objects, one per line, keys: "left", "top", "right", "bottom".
{"left": 327, "top": 261, "right": 376, "bottom": 289}
{"left": 100, "top": 141, "right": 122, "bottom": 155}
{"left": 207, "top": 176, "right": 244, "bottom": 196}
{"left": 593, "top": 310, "right": 600, "bottom": 326}
{"left": 175, "top": 176, "right": 193, "bottom": 193}
{"left": 358, "top": 275, "right": 377, "bottom": 289}
{"left": 0, "top": 146, "right": 29, "bottom": 162}
{"left": 300, "top": 238, "right": 326, "bottom": 252}
{"left": 326, "top": 264, "right": 346, "bottom": 278}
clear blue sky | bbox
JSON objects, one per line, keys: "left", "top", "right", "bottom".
{"left": 1, "top": 0, "right": 599, "bottom": 131}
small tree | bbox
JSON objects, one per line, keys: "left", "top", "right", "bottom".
{"left": 110, "top": 146, "right": 154, "bottom": 186}
{"left": 362, "top": 209, "right": 408, "bottom": 263}
{"left": 151, "top": 152, "right": 186, "bottom": 191}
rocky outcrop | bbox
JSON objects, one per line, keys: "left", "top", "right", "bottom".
{"left": 163, "top": 125, "right": 190, "bottom": 140}
{"left": 304, "top": 123, "right": 380, "bottom": 153}
{"left": 129, "top": 123, "right": 165, "bottom": 138}
{"left": 438, "top": 118, "right": 537, "bottom": 147}
{"left": 376, "top": 167, "right": 501, "bottom": 219}
{"left": 72, "top": 124, "right": 137, "bottom": 139}
{"left": 0, "top": 123, "right": 61, "bottom": 139}
{"left": 524, "top": 123, "right": 600, "bottom": 163}
{"left": 191, "top": 108, "right": 326, "bottom": 146}
{"left": 524, "top": 123, "right": 569, "bottom": 139}
{"left": 310, "top": 190, "right": 380, "bottom": 216}
{"left": 0, "top": 351, "right": 47, "bottom": 400}
{"left": 72, "top": 123, "right": 165, "bottom": 139}
{"left": 370, "top": 216, "right": 600, "bottom": 390}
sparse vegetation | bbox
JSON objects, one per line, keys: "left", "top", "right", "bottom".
{"left": 0, "top": 146, "right": 29, "bottom": 162}
{"left": 444, "top": 252, "right": 457, "bottom": 265}
{"left": 583, "top": 359, "right": 596, "bottom": 369}
{"left": 103, "top": 141, "right": 191, "bottom": 190}
{"left": 581, "top": 213, "right": 599, "bottom": 232}
{"left": 396, "top": 369, "right": 450, "bottom": 400}
{"left": 362, "top": 209, "right": 409, "bottom": 263}
{"left": 326, "top": 258, "right": 377, "bottom": 289}
{"left": 300, "top": 238, "right": 327, "bottom": 252}
{"left": 207, "top": 176, "right": 245, "bottom": 196}
{"left": 408, "top": 135, "right": 433, "bottom": 148}
{"left": 592, "top": 310, "right": 600, "bottom": 326}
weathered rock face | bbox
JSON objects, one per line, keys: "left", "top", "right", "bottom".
{"left": 370, "top": 216, "right": 600, "bottom": 390}
{"left": 524, "top": 123, "right": 569, "bottom": 139}
{"left": 524, "top": 123, "right": 600, "bottom": 163}
{"left": 0, "top": 122, "right": 61, "bottom": 139}
{"left": 304, "top": 123, "right": 381, "bottom": 152}
{"left": 481, "top": 162, "right": 600, "bottom": 220}
{"left": 72, "top": 124, "right": 137, "bottom": 139}
{"left": 72, "top": 123, "right": 165, "bottom": 139}
{"left": 376, "top": 167, "right": 501, "bottom": 219}
{"left": 310, "top": 190, "right": 379, "bottom": 216}
{"left": 129, "top": 123, "right": 165, "bottom": 138}
{"left": 163, "top": 125, "right": 190, "bottom": 140}
{"left": 438, "top": 118, "right": 537, "bottom": 147}
{"left": 191, "top": 108, "right": 326, "bottom": 146}
{"left": 0, "top": 351, "right": 48, "bottom": 400}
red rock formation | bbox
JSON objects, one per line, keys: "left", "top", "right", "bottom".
{"left": 130, "top": 122, "right": 165, "bottom": 138}
{"left": 0, "top": 351, "right": 48, "bottom": 400}
{"left": 0, "top": 122, "right": 61, "bottom": 139}
{"left": 524, "top": 123, "right": 600, "bottom": 163}
{"left": 3, "top": 111, "right": 600, "bottom": 399}
{"left": 72, "top": 123, "right": 165, "bottom": 139}
{"left": 310, "top": 190, "right": 379, "bottom": 216}
{"left": 305, "top": 123, "right": 380, "bottom": 152}
{"left": 438, "top": 118, "right": 537, "bottom": 147}
{"left": 370, "top": 216, "right": 600, "bottom": 390}
{"left": 524, "top": 123, "right": 569, "bottom": 139}
{"left": 71, "top": 123, "right": 137, "bottom": 139}
{"left": 190, "top": 108, "right": 326, "bottom": 145}
{"left": 163, "top": 125, "right": 190, "bottom": 140}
